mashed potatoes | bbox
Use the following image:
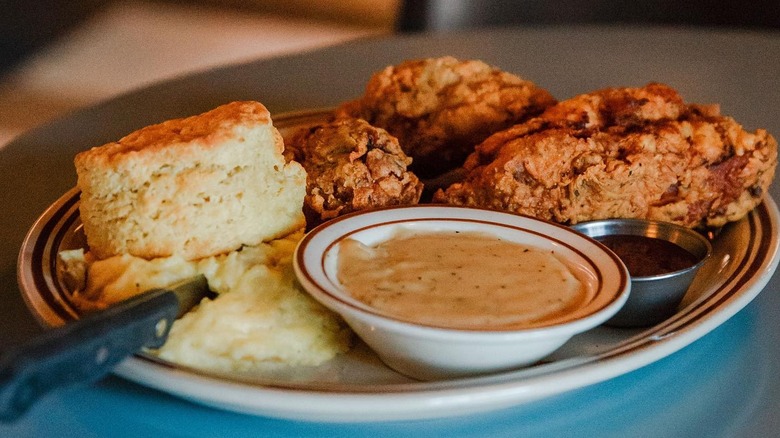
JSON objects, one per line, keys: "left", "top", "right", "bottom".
{"left": 60, "top": 231, "right": 352, "bottom": 373}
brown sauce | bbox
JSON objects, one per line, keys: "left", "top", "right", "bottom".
{"left": 336, "top": 230, "right": 588, "bottom": 329}
{"left": 596, "top": 234, "right": 698, "bottom": 277}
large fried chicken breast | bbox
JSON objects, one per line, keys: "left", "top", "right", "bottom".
{"left": 434, "top": 83, "right": 777, "bottom": 228}
{"left": 285, "top": 117, "right": 424, "bottom": 226}
{"left": 335, "top": 56, "right": 556, "bottom": 178}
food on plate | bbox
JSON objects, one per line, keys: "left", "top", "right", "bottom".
{"left": 336, "top": 228, "right": 588, "bottom": 329}
{"left": 66, "top": 100, "right": 352, "bottom": 372}
{"left": 335, "top": 56, "right": 556, "bottom": 178}
{"left": 61, "top": 232, "right": 352, "bottom": 372}
{"left": 60, "top": 249, "right": 197, "bottom": 311}
{"left": 74, "top": 101, "right": 306, "bottom": 261}
{"left": 285, "top": 117, "right": 424, "bottom": 225}
{"left": 434, "top": 83, "right": 778, "bottom": 228}
{"left": 53, "top": 57, "right": 779, "bottom": 376}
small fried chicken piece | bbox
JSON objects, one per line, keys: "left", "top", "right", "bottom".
{"left": 286, "top": 117, "right": 424, "bottom": 225}
{"left": 434, "top": 83, "right": 777, "bottom": 229}
{"left": 336, "top": 56, "right": 556, "bottom": 178}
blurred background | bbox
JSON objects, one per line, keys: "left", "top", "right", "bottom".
{"left": 0, "top": 0, "right": 399, "bottom": 146}
{"left": 1, "top": 0, "right": 778, "bottom": 146}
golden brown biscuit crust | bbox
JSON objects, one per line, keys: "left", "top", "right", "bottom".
{"left": 76, "top": 101, "right": 276, "bottom": 166}
{"left": 75, "top": 101, "right": 306, "bottom": 260}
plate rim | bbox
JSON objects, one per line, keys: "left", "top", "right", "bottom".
{"left": 16, "top": 110, "right": 780, "bottom": 422}
{"left": 119, "top": 196, "right": 780, "bottom": 422}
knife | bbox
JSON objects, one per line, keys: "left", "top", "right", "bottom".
{"left": 0, "top": 274, "right": 211, "bottom": 422}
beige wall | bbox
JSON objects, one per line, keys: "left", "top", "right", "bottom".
{"left": 199, "top": 0, "right": 400, "bottom": 27}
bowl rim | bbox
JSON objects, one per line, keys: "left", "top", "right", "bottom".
{"left": 294, "top": 205, "right": 630, "bottom": 340}
{"left": 571, "top": 218, "right": 714, "bottom": 281}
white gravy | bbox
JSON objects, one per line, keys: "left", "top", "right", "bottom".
{"left": 336, "top": 229, "right": 587, "bottom": 329}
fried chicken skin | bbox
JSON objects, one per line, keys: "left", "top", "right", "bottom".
{"left": 434, "top": 83, "right": 777, "bottom": 228}
{"left": 335, "top": 56, "right": 556, "bottom": 178}
{"left": 285, "top": 117, "right": 424, "bottom": 226}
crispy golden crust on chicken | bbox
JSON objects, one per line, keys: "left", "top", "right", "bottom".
{"left": 286, "top": 117, "right": 424, "bottom": 226}
{"left": 335, "top": 56, "right": 557, "bottom": 178}
{"left": 434, "top": 83, "right": 777, "bottom": 228}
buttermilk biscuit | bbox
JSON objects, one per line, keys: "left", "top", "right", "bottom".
{"left": 75, "top": 101, "right": 306, "bottom": 260}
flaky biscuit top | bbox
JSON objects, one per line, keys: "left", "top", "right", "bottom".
{"left": 74, "top": 100, "right": 306, "bottom": 261}
{"left": 75, "top": 101, "right": 277, "bottom": 168}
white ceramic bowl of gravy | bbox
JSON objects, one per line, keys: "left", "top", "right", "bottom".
{"left": 294, "top": 205, "right": 630, "bottom": 381}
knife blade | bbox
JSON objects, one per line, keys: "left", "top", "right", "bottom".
{"left": 0, "top": 274, "right": 211, "bottom": 422}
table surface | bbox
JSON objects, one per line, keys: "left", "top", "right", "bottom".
{"left": 1, "top": 24, "right": 780, "bottom": 437}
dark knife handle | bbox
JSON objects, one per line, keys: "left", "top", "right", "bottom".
{"left": 0, "top": 289, "right": 179, "bottom": 422}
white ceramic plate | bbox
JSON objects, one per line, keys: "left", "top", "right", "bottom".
{"left": 17, "top": 110, "right": 780, "bottom": 422}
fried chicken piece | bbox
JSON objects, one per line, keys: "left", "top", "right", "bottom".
{"left": 335, "top": 56, "right": 556, "bottom": 178}
{"left": 434, "top": 83, "right": 777, "bottom": 229}
{"left": 285, "top": 117, "right": 424, "bottom": 226}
